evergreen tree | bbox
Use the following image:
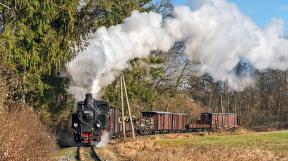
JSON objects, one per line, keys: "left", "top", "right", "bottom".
{"left": 0, "top": 0, "right": 171, "bottom": 129}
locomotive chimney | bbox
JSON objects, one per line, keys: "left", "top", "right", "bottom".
{"left": 85, "top": 93, "right": 93, "bottom": 100}
{"left": 84, "top": 93, "right": 93, "bottom": 107}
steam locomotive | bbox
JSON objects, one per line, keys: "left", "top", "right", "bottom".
{"left": 72, "top": 93, "right": 239, "bottom": 146}
{"left": 71, "top": 93, "right": 110, "bottom": 146}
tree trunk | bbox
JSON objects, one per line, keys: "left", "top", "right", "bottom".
{"left": 234, "top": 93, "right": 237, "bottom": 113}
{"left": 277, "top": 102, "right": 281, "bottom": 128}
{"left": 220, "top": 94, "right": 223, "bottom": 113}
{"left": 227, "top": 92, "right": 230, "bottom": 113}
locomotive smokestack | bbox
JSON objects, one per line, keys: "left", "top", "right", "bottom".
{"left": 85, "top": 93, "right": 93, "bottom": 100}
{"left": 85, "top": 93, "right": 93, "bottom": 107}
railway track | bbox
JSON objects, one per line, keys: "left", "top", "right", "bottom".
{"left": 77, "top": 146, "right": 102, "bottom": 161}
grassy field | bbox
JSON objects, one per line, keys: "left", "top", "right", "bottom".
{"left": 59, "top": 131, "right": 288, "bottom": 161}
{"left": 157, "top": 131, "right": 288, "bottom": 153}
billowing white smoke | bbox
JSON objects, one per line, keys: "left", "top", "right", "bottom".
{"left": 68, "top": 0, "right": 288, "bottom": 99}
{"left": 167, "top": 0, "right": 288, "bottom": 90}
{"left": 68, "top": 11, "right": 173, "bottom": 100}
{"left": 96, "top": 130, "right": 110, "bottom": 148}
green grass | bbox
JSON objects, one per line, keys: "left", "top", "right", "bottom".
{"left": 157, "top": 131, "right": 288, "bottom": 153}
{"left": 58, "top": 147, "right": 78, "bottom": 161}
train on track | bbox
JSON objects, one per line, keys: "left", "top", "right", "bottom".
{"left": 72, "top": 94, "right": 240, "bottom": 146}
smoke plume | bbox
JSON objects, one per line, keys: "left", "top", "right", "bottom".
{"left": 67, "top": 0, "right": 288, "bottom": 99}
{"left": 67, "top": 11, "right": 172, "bottom": 100}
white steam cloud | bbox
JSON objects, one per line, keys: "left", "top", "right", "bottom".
{"left": 67, "top": 0, "right": 288, "bottom": 99}
{"left": 68, "top": 11, "right": 172, "bottom": 100}
{"left": 96, "top": 131, "right": 110, "bottom": 148}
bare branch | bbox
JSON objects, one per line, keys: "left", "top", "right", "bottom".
{"left": 0, "top": 2, "right": 11, "bottom": 10}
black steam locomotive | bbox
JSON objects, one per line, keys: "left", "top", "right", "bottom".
{"left": 71, "top": 93, "right": 110, "bottom": 146}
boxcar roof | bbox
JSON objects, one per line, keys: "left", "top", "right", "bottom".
{"left": 202, "top": 112, "right": 237, "bottom": 115}
{"left": 142, "top": 111, "right": 188, "bottom": 115}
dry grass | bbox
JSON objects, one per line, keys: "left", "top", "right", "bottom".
{"left": 131, "top": 147, "right": 279, "bottom": 161}
{"left": 94, "top": 132, "right": 288, "bottom": 161}
{"left": 0, "top": 104, "right": 58, "bottom": 161}
{"left": 0, "top": 64, "right": 59, "bottom": 160}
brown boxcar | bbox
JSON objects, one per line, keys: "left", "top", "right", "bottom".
{"left": 201, "top": 113, "right": 239, "bottom": 129}
{"left": 141, "top": 111, "right": 187, "bottom": 133}
{"left": 141, "top": 111, "right": 173, "bottom": 132}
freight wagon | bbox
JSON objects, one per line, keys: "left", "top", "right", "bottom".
{"left": 186, "top": 113, "right": 239, "bottom": 131}
{"left": 140, "top": 111, "right": 188, "bottom": 134}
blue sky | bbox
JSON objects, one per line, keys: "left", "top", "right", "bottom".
{"left": 172, "top": 0, "right": 288, "bottom": 33}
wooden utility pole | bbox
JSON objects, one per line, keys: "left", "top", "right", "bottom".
{"left": 120, "top": 77, "right": 126, "bottom": 139}
{"left": 122, "top": 75, "right": 136, "bottom": 140}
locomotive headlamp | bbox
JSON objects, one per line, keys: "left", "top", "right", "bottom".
{"left": 96, "top": 123, "right": 101, "bottom": 127}
{"left": 73, "top": 123, "right": 78, "bottom": 127}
